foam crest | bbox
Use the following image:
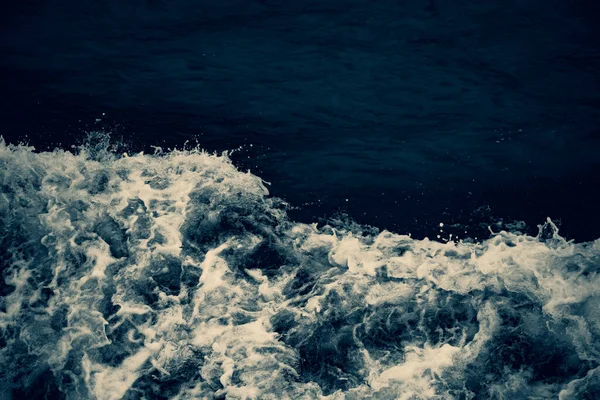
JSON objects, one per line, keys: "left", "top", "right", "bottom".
{"left": 1, "top": 137, "right": 599, "bottom": 399}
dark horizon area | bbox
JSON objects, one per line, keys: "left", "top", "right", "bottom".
{"left": 1, "top": 0, "right": 600, "bottom": 241}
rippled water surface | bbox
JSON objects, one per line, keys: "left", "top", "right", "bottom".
{"left": 2, "top": 1, "right": 600, "bottom": 398}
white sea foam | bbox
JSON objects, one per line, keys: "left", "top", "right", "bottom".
{"left": 0, "top": 136, "right": 599, "bottom": 399}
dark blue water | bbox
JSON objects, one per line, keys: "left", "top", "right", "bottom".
{"left": 1, "top": 1, "right": 600, "bottom": 399}
{"left": 2, "top": 0, "right": 600, "bottom": 241}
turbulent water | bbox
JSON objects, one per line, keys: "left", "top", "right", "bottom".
{"left": 1, "top": 136, "right": 599, "bottom": 400}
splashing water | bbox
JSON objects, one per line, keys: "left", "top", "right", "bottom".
{"left": 1, "top": 136, "right": 599, "bottom": 399}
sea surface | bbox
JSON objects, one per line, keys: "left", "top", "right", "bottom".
{"left": 1, "top": 0, "right": 600, "bottom": 240}
{"left": 1, "top": 1, "right": 600, "bottom": 399}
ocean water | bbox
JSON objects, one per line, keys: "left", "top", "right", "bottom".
{"left": 2, "top": 0, "right": 600, "bottom": 243}
{"left": 2, "top": 1, "right": 600, "bottom": 399}
{"left": 1, "top": 136, "right": 599, "bottom": 399}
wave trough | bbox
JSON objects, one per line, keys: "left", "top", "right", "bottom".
{"left": 1, "top": 137, "right": 599, "bottom": 399}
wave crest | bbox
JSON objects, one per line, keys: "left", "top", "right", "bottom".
{"left": 1, "top": 136, "right": 599, "bottom": 399}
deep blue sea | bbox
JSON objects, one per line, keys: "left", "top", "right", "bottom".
{"left": 1, "top": 1, "right": 600, "bottom": 399}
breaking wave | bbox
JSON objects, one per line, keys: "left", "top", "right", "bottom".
{"left": 1, "top": 135, "right": 599, "bottom": 399}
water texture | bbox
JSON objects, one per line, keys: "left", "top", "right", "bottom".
{"left": 1, "top": 139, "right": 599, "bottom": 399}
